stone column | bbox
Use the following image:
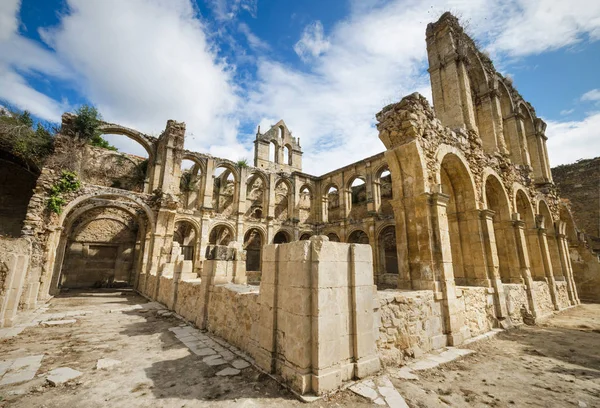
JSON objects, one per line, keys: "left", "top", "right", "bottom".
{"left": 479, "top": 210, "right": 508, "bottom": 320}
{"left": 556, "top": 231, "right": 577, "bottom": 305}
{"left": 201, "top": 158, "right": 215, "bottom": 209}
{"left": 464, "top": 209, "right": 492, "bottom": 287}
{"left": 389, "top": 198, "right": 411, "bottom": 289}
{"left": 536, "top": 217, "right": 559, "bottom": 310}
{"left": 254, "top": 237, "right": 380, "bottom": 395}
{"left": 512, "top": 215, "right": 540, "bottom": 318}
{"left": 489, "top": 89, "right": 508, "bottom": 154}
{"left": 475, "top": 92, "right": 502, "bottom": 154}
{"left": 430, "top": 192, "right": 469, "bottom": 346}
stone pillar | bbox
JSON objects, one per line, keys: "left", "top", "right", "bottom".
{"left": 475, "top": 92, "right": 502, "bottom": 154}
{"left": 479, "top": 210, "right": 508, "bottom": 320}
{"left": 463, "top": 209, "right": 492, "bottom": 287}
{"left": 426, "top": 15, "right": 478, "bottom": 131}
{"left": 389, "top": 198, "right": 411, "bottom": 289}
{"left": 536, "top": 217, "right": 560, "bottom": 310}
{"left": 489, "top": 89, "right": 508, "bottom": 154}
{"left": 201, "top": 158, "right": 215, "bottom": 209}
{"left": 430, "top": 192, "right": 470, "bottom": 346}
{"left": 254, "top": 237, "right": 380, "bottom": 395}
{"left": 267, "top": 173, "right": 276, "bottom": 220}
{"left": 556, "top": 231, "right": 577, "bottom": 305}
{"left": 512, "top": 214, "right": 540, "bottom": 319}
{"left": 197, "top": 243, "right": 246, "bottom": 328}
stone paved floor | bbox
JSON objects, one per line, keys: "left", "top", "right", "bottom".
{"left": 0, "top": 289, "right": 370, "bottom": 407}
{"left": 1, "top": 290, "right": 598, "bottom": 407}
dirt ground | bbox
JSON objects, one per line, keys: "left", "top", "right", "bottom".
{"left": 394, "top": 304, "right": 600, "bottom": 408}
{"left": 0, "top": 290, "right": 599, "bottom": 407}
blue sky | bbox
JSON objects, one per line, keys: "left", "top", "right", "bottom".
{"left": 1, "top": 0, "right": 599, "bottom": 174}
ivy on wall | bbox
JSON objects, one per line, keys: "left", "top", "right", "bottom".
{"left": 47, "top": 171, "right": 81, "bottom": 214}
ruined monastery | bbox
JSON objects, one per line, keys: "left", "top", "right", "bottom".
{"left": 1, "top": 12, "right": 598, "bottom": 396}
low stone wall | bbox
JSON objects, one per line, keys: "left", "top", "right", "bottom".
{"left": 173, "top": 279, "right": 203, "bottom": 324}
{"left": 157, "top": 276, "right": 175, "bottom": 309}
{"left": 533, "top": 281, "right": 554, "bottom": 317}
{"left": 503, "top": 283, "right": 529, "bottom": 325}
{"left": 0, "top": 237, "right": 31, "bottom": 327}
{"left": 206, "top": 284, "right": 259, "bottom": 352}
{"left": 143, "top": 274, "right": 158, "bottom": 300}
{"left": 459, "top": 287, "right": 495, "bottom": 337}
{"left": 555, "top": 281, "right": 570, "bottom": 310}
{"left": 375, "top": 290, "right": 445, "bottom": 366}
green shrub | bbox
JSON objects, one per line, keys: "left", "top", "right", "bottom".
{"left": 47, "top": 171, "right": 81, "bottom": 214}
{"left": 73, "top": 105, "right": 117, "bottom": 151}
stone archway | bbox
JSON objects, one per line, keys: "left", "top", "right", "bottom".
{"left": 59, "top": 206, "right": 139, "bottom": 289}
{"left": 273, "top": 230, "right": 290, "bottom": 244}
{"left": 348, "top": 230, "right": 369, "bottom": 244}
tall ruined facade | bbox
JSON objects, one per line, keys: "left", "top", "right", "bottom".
{"left": 0, "top": 13, "right": 592, "bottom": 391}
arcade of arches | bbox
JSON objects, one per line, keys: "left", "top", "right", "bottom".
{"left": 1, "top": 14, "right": 592, "bottom": 382}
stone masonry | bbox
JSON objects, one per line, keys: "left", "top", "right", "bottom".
{"left": 0, "top": 11, "right": 593, "bottom": 396}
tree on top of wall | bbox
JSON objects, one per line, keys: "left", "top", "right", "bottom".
{"left": 0, "top": 106, "right": 55, "bottom": 171}
{"left": 73, "top": 105, "right": 117, "bottom": 151}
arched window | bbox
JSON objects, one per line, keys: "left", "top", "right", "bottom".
{"left": 180, "top": 158, "right": 202, "bottom": 210}
{"left": 246, "top": 173, "right": 266, "bottom": 219}
{"left": 299, "top": 185, "right": 312, "bottom": 224}
{"left": 274, "top": 180, "right": 290, "bottom": 221}
{"left": 348, "top": 177, "right": 367, "bottom": 219}
{"left": 283, "top": 145, "right": 292, "bottom": 165}
{"left": 209, "top": 224, "right": 234, "bottom": 245}
{"left": 326, "top": 232, "right": 340, "bottom": 242}
{"left": 244, "top": 228, "right": 263, "bottom": 278}
{"left": 173, "top": 220, "right": 197, "bottom": 263}
{"left": 269, "top": 141, "right": 278, "bottom": 163}
{"left": 326, "top": 185, "right": 340, "bottom": 223}
{"left": 212, "top": 166, "right": 237, "bottom": 215}
{"left": 273, "top": 230, "right": 290, "bottom": 244}
{"left": 348, "top": 230, "right": 369, "bottom": 244}
{"left": 378, "top": 225, "right": 398, "bottom": 275}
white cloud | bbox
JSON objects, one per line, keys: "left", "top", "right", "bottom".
{"left": 294, "top": 21, "right": 330, "bottom": 62}
{"left": 246, "top": 0, "right": 600, "bottom": 174}
{"left": 209, "top": 0, "right": 257, "bottom": 21}
{"left": 581, "top": 88, "right": 600, "bottom": 102}
{"left": 560, "top": 108, "right": 575, "bottom": 116}
{"left": 35, "top": 0, "right": 238, "bottom": 157}
{"left": 0, "top": 0, "right": 20, "bottom": 41}
{"left": 0, "top": 0, "right": 67, "bottom": 121}
{"left": 490, "top": 0, "right": 600, "bottom": 56}
{"left": 0, "top": 65, "right": 66, "bottom": 121}
{"left": 2, "top": 0, "right": 600, "bottom": 173}
{"left": 238, "top": 22, "right": 269, "bottom": 51}
{"left": 546, "top": 111, "right": 600, "bottom": 165}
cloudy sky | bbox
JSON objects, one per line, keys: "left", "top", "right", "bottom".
{"left": 1, "top": 0, "right": 599, "bottom": 174}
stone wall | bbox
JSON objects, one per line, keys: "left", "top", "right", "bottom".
{"left": 552, "top": 157, "right": 600, "bottom": 252}
{"left": 503, "top": 284, "right": 529, "bottom": 325}
{"left": 0, "top": 237, "right": 31, "bottom": 327}
{"left": 459, "top": 287, "right": 495, "bottom": 337}
{"left": 555, "top": 281, "right": 570, "bottom": 310}
{"left": 533, "top": 281, "right": 554, "bottom": 317}
{"left": 157, "top": 275, "right": 175, "bottom": 309}
{"left": 375, "top": 290, "right": 445, "bottom": 365}
{"left": 206, "top": 284, "right": 259, "bottom": 352}
{"left": 570, "top": 245, "right": 600, "bottom": 302}
{"left": 82, "top": 145, "right": 146, "bottom": 192}
{"left": 173, "top": 279, "right": 203, "bottom": 323}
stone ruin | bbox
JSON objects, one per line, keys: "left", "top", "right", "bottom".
{"left": 1, "top": 12, "right": 597, "bottom": 396}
